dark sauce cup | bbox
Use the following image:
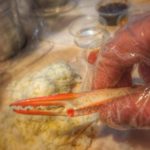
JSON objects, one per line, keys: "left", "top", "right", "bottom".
{"left": 97, "top": 0, "right": 129, "bottom": 26}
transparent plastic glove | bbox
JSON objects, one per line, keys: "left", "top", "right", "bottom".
{"left": 88, "top": 13, "right": 150, "bottom": 129}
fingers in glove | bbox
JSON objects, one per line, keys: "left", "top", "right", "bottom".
{"left": 99, "top": 87, "right": 150, "bottom": 129}
{"left": 92, "top": 14, "right": 150, "bottom": 89}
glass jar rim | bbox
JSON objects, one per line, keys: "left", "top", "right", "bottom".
{"left": 69, "top": 15, "right": 108, "bottom": 37}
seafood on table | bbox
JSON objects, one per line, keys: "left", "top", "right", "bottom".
{"left": 9, "top": 60, "right": 150, "bottom": 130}
{"left": 11, "top": 86, "right": 150, "bottom": 130}
{"left": 2, "top": 47, "right": 150, "bottom": 150}
{"left": 0, "top": 59, "right": 97, "bottom": 150}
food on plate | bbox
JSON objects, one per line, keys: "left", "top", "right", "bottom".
{"left": 0, "top": 61, "right": 96, "bottom": 150}
{"left": 8, "top": 62, "right": 80, "bottom": 100}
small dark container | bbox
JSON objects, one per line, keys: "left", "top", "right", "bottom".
{"left": 97, "top": 2, "right": 128, "bottom": 26}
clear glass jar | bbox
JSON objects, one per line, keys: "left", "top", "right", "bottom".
{"left": 0, "top": 0, "right": 26, "bottom": 61}
{"left": 69, "top": 15, "right": 109, "bottom": 49}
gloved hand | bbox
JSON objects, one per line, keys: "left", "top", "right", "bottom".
{"left": 88, "top": 13, "right": 150, "bottom": 129}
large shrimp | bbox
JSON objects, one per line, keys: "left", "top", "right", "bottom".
{"left": 10, "top": 86, "right": 150, "bottom": 130}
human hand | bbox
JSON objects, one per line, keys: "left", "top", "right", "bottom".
{"left": 87, "top": 13, "right": 150, "bottom": 129}
{"left": 89, "top": 13, "right": 150, "bottom": 89}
